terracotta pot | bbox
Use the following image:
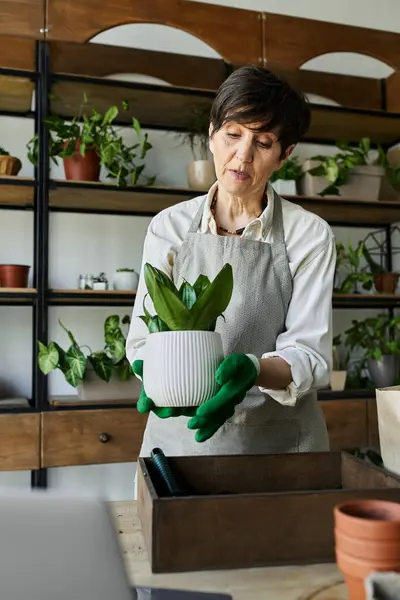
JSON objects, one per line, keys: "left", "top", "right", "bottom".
{"left": 334, "top": 499, "right": 400, "bottom": 600}
{"left": 0, "top": 155, "right": 22, "bottom": 176}
{"left": 62, "top": 140, "right": 100, "bottom": 182}
{"left": 374, "top": 272, "right": 400, "bottom": 294}
{"left": 0, "top": 264, "right": 30, "bottom": 288}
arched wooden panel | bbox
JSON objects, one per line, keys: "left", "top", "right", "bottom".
{"left": 46, "top": 0, "right": 263, "bottom": 66}
{"left": 0, "top": 0, "right": 44, "bottom": 39}
{"left": 262, "top": 12, "right": 400, "bottom": 72}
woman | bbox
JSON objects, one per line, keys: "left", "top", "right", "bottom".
{"left": 126, "top": 65, "right": 336, "bottom": 459}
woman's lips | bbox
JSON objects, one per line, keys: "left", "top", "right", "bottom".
{"left": 229, "top": 169, "right": 250, "bottom": 181}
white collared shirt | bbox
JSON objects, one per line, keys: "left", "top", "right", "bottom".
{"left": 126, "top": 181, "right": 336, "bottom": 406}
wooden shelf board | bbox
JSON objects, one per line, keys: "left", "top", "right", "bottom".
{"left": 0, "top": 74, "right": 34, "bottom": 113}
{"left": 51, "top": 76, "right": 214, "bottom": 131}
{"left": 0, "top": 177, "right": 35, "bottom": 209}
{"left": 333, "top": 293, "right": 400, "bottom": 308}
{"left": 49, "top": 396, "right": 136, "bottom": 407}
{"left": 0, "top": 288, "right": 36, "bottom": 305}
{"left": 49, "top": 181, "right": 202, "bottom": 215}
{"left": 49, "top": 74, "right": 400, "bottom": 143}
{"left": 318, "top": 389, "right": 375, "bottom": 401}
{"left": 49, "top": 289, "right": 136, "bottom": 305}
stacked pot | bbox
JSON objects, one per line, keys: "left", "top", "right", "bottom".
{"left": 334, "top": 499, "right": 400, "bottom": 600}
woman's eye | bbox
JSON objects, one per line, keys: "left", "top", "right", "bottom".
{"left": 227, "top": 133, "right": 240, "bottom": 139}
{"left": 258, "top": 141, "right": 272, "bottom": 149}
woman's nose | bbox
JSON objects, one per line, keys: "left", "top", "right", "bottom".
{"left": 236, "top": 140, "right": 253, "bottom": 163}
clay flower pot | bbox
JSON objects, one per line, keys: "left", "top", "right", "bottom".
{"left": 0, "top": 264, "right": 30, "bottom": 288}
{"left": 62, "top": 140, "right": 100, "bottom": 182}
{"left": 374, "top": 272, "right": 400, "bottom": 294}
{"left": 334, "top": 499, "right": 400, "bottom": 600}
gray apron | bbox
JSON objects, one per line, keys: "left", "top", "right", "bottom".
{"left": 138, "top": 190, "right": 329, "bottom": 458}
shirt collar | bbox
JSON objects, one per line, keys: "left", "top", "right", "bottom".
{"left": 200, "top": 181, "right": 275, "bottom": 238}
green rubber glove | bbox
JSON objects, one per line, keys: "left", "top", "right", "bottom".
{"left": 187, "top": 353, "right": 259, "bottom": 443}
{"left": 132, "top": 360, "right": 197, "bottom": 418}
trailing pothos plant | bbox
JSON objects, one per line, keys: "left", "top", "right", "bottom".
{"left": 270, "top": 156, "right": 302, "bottom": 183}
{"left": 27, "top": 93, "right": 155, "bottom": 188}
{"left": 140, "top": 263, "right": 233, "bottom": 332}
{"left": 307, "top": 137, "right": 371, "bottom": 196}
{"left": 334, "top": 240, "right": 373, "bottom": 293}
{"left": 37, "top": 315, "right": 133, "bottom": 387}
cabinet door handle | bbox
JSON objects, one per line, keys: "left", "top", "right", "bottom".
{"left": 99, "top": 432, "right": 111, "bottom": 443}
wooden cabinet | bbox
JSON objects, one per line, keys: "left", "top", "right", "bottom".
{"left": 0, "top": 413, "right": 40, "bottom": 470}
{"left": 41, "top": 408, "right": 147, "bottom": 468}
{"left": 321, "top": 400, "right": 368, "bottom": 451}
{"left": 0, "top": 0, "right": 44, "bottom": 38}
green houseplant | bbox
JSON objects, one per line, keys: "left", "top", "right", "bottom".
{"left": 300, "top": 137, "right": 383, "bottom": 199}
{"left": 27, "top": 94, "right": 155, "bottom": 187}
{"left": 334, "top": 240, "right": 373, "bottom": 294}
{"left": 361, "top": 242, "right": 399, "bottom": 294}
{"left": 37, "top": 314, "right": 141, "bottom": 400}
{"left": 177, "top": 103, "right": 215, "bottom": 191}
{"left": 138, "top": 262, "right": 233, "bottom": 406}
{"left": 270, "top": 156, "right": 302, "bottom": 196}
{"left": 345, "top": 314, "right": 400, "bottom": 388}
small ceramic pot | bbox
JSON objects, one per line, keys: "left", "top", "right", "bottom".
{"left": 270, "top": 179, "right": 297, "bottom": 196}
{"left": 367, "top": 355, "right": 399, "bottom": 388}
{"left": 77, "top": 367, "right": 142, "bottom": 401}
{"left": 112, "top": 270, "right": 139, "bottom": 290}
{"left": 374, "top": 273, "right": 400, "bottom": 294}
{"left": 62, "top": 140, "right": 100, "bottom": 182}
{"left": 187, "top": 160, "right": 216, "bottom": 191}
{"left": 143, "top": 330, "right": 224, "bottom": 407}
{"left": 0, "top": 264, "right": 30, "bottom": 288}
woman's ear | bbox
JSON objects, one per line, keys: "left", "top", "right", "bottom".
{"left": 274, "top": 144, "right": 296, "bottom": 171}
{"left": 208, "top": 123, "right": 214, "bottom": 155}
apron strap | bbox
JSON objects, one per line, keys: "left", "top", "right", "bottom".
{"left": 269, "top": 189, "right": 285, "bottom": 244}
{"left": 188, "top": 198, "right": 207, "bottom": 233}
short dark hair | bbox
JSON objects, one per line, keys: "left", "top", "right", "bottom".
{"left": 210, "top": 65, "right": 311, "bottom": 156}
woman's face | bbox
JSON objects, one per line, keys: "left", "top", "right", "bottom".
{"left": 209, "top": 120, "right": 294, "bottom": 198}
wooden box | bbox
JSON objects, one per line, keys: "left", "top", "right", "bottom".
{"left": 137, "top": 451, "right": 400, "bottom": 573}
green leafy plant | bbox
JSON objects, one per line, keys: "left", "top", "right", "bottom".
{"left": 345, "top": 314, "right": 400, "bottom": 361}
{"left": 270, "top": 156, "right": 302, "bottom": 182}
{"left": 0, "top": 146, "right": 9, "bottom": 155}
{"left": 377, "top": 145, "right": 400, "bottom": 192}
{"left": 27, "top": 94, "right": 155, "bottom": 188}
{"left": 334, "top": 240, "right": 373, "bottom": 293}
{"left": 37, "top": 314, "right": 133, "bottom": 387}
{"left": 140, "top": 263, "right": 233, "bottom": 333}
{"left": 307, "top": 137, "right": 371, "bottom": 196}
{"left": 176, "top": 104, "right": 211, "bottom": 161}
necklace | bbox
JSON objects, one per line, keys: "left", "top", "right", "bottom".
{"left": 210, "top": 190, "right": 268, "bottom": 236}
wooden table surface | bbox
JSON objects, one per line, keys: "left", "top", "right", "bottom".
{"left": 110, "top": 501, "right": 349, "bottom": 600}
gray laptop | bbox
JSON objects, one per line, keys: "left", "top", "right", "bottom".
{"left": 0, "top": 489, "right": 231, "bottom": 600}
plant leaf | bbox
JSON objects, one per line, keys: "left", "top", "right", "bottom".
{"left": 187, "top": 264, "right": 233, "bottom": 330}
{"left": 104, "top": 315, "right": 120, "bottom": 334}
{"left": 193, "top": 274, "right": 210, "bottom": 298}
{"left": 37, "top": 341, "right": 59, "bottom": 374}
{"left": 58, "top": 319, "right": 79, "bottom": 346}
{"left": 150, "top": 278, "right": 191, "bottom": 330}
{"left": 180, "top": 281, "right": 197, "bottom": 309}
{"left": 116, "top": 362, "right": 131, "bottom": 381}
{"left": 89, "top": 352, "right": 113, "bottom": 382}
{"left": 65, "top": 345, "right": 86, "bottom": 385}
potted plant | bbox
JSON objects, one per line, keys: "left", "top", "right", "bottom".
{"left": 0, "top": 146, "right": 22, "bottom": 176}
{"left": 92, "top": 272, "right": 108, "bottom": 290}
{"left": 334, "top": 240, "right": 373, "bottom": 294}
{"left": 177, "top": 104, "right": 215, "bottom": 191}
{"left": 361, "top": 243, "right": 399, "bottom": 294}
{"left": 344, "top": 314, "right": 400, "bottom": 388}
{"left": 112, "top": 268, "right": 139, "bottom": 290}
{"left": 138, "top": 262, "right": 233, "bottom": 407}
{"left": 27, "top": 94, "right": 155, "bottom": 187}
{"left": 377, "top": 144, "right": 400, "bottom": 201}
{"left": 331, "top": 334, "right": 348, "bottom": 391}
{"left": 299, "top": 137, "right": 384, "bottom": 200}
{"left": 269, "top": 156, "right": 302, "bottom": 196}
{"left": 0, "top": 264, "right": 30, "bottom": 288}
{"left": 37, "top": 314, "right": 141, "bottom": 401}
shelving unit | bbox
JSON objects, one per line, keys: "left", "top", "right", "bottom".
{"left": 1, "top": 5, "right": 400, "bottom": 482}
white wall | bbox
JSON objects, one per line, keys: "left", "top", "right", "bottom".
{"left": 0, "top": 0, "right": 398, "bottom": 497}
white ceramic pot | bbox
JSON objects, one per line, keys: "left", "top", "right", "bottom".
{"left": 330, "top": 370, "right": 347, "bottom": 391}
{"left": 270, "top": 179, "right": 297, "bottom": 196}
{"left": 143, "top": 330, "right": 224, "bottom": 407}
{"left": 187, "top": 160, "right": 216, "bottom": 191}
{"left": 93, "top": 281, "right": 107, "bottom": 290}
{"left": 77, "top": 368, "right": 142, "bottom": 401}
{"left": 112, "top": 270, "right": 139, "bottom": 290}
{"left": 299, "top": 160, "right": 384, "bottom": 201}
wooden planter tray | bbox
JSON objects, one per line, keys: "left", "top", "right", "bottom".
{"left": 137, "top": 451, "right": 400, "bottom": 573}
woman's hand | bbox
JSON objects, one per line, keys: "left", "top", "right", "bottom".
{"left": 132, "top": 360, "right": 197, "bottom": 418}
{"left": 187, "top": 354, "right": 259, "bottom": 442}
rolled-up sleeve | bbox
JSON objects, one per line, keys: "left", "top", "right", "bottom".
{"left": 259, "top": 235, "right": 336, "bottom": 406}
